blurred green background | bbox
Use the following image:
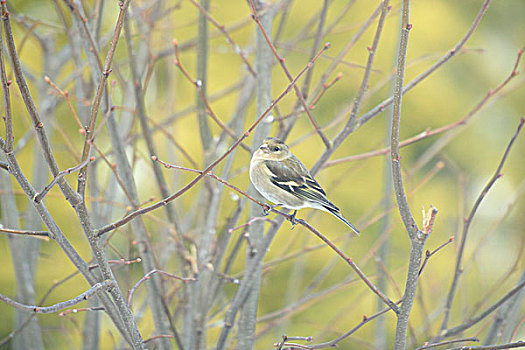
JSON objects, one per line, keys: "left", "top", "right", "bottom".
{"left": 0, "top": 0, "right": 524, "bottom": 349}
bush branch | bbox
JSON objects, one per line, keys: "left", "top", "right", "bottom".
{"left": 0, "top": 280, "right": 113, "bottom": 314}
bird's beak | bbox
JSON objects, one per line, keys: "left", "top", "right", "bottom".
{"left": 259, "top": 144, "right": 269, "bottom": 154}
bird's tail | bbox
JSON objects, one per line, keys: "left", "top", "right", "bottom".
{"left": 325, "top": 206, "right": 360, "bottom": 235}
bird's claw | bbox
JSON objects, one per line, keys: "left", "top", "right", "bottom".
{"left": 262, "top": 203, "right": 272, "bottom": 216}
{"left": 289, "top": 210, "right": 297, "bottom": 230}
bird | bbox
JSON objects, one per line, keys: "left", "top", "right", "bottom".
{"left": 249, "top": 137, "right": 359, "bottom": 234}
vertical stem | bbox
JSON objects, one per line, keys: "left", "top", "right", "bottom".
{"left": 390, "top": 1, "right": 430, "bottom": 349}
{"left": 122, "top": 13, "right": 174, "bottom": 350}
{"left": 237, "top": 0, "right": 274, "bottom": 347}
{"left": 197, "top": 0, "right": 212, "bottom": 159}
{"left": 0, "top": 18, "right": 43, "bottom": 349}
{"left": 395, "top": 241, "right": 425, "bottom": 350}
{"left": 375, "top": 112, "right": 393, "bottom": 349}
{"left": 0, "top": 157, "right": 43, "bottom": 350}
{"left": 390, "top": 0, "right": 417, "bottom": 240}
{"left": 183, "top": 2, "right": 213, "bottom": 348}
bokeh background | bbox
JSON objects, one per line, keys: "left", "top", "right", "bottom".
{"left": 0, "top": 0, "right": 524, "bottom": 349}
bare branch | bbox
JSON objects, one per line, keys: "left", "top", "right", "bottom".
{"left": 439, "top": 118, "right": 525, "bottom": 337}
{"left": 416, "top": 337, "right": 479, "bottom": 350}
{"left": 0, "top": 280, "right": 113, "bottom": 314}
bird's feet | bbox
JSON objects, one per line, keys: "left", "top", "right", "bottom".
{"left": 289, "top": 210, "right": 298, "bottom": 230}
{"left": 262, "top": 203, "right": 273, "bottom": 216}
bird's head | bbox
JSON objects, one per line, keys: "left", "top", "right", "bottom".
{"left": 253, "top": 137, "right": 290, "bottom": 161}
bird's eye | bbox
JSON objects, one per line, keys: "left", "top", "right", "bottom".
{"left": 273, "top": 146, "right": 280, "bottom": 152}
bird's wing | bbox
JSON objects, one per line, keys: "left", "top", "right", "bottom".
{"left": 264, "top": 158, "right": 337, "bottom": 210}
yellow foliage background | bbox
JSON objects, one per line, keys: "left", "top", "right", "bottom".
{"left": 0, "top": 0, "right": 524, "bottom": 349}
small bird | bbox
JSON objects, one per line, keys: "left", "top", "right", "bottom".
{"left": 249, "top": 137, "right": 359, "bottom": 234}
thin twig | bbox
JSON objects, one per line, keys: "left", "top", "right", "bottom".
{"left": 416, "top": 337, "right": 479, "bottom": 350}
{"left": 0, "top": 16, "right": 12, "bottom": 153}
{"left": 33, "top": 157, "right": 94, "bottom": 203}
{"left": 344, "top": 0, "right": 391, "bottom": 144}
{"left": 44, "top": 75, "right": 83, "bottom": 129}
{"left": 76, "top": 0, "right": 130, "bottom": 196}
{"left": 0, "top": 280, "right": 113, "bottom": 314}
{"left": 447, "top": 341, "right": 525, "bottom": 350}
{"left": 127, "top": 269, "right": 197, "bottom": 308}
{"left": 418, "top": 237, "right": 454, "bottom": 276}
{"left": 58, "top": 306, "right": 105, "bottom": 316}
{"left": 0, "top": 226, "right": 50, "bottom": 240}
{"left": 90, "top": 142, "right": 137, "bottom": 206}
{"left": 144, "top": 335, "right": 175, "bottom": 344}
{"left": 152, "top": 157, "right": 266, "bottom": 208}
